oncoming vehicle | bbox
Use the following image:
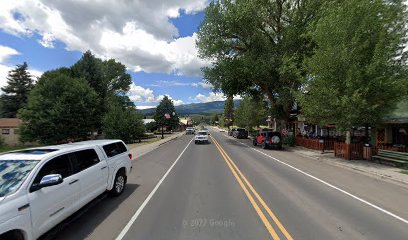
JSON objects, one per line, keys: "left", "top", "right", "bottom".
{"left": 186, "top": 127, "right": 195, "bottom": 135}
{"left": 195, "top": 130, "right": 210, "bottom": 144}
{"left": 253, "top": 128, "right": 282, "bottom": 150}
{"left": 0, "top": 140, "right": 132, "bottom": 240}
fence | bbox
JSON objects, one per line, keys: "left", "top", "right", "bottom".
{"left": 295, "top": 137, "right": 335, "bottom": 151}
{"left": 296, "top": 137, "right": 408, "bottom": 160}
{"left": 334, "top": 142, "right": 364, "bottom": 160}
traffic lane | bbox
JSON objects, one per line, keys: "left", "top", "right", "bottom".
{"left": 46, "top": 134, "right": 194, "bottom": 240}
{"left": 228, "top": 134, "right": 408, "bottom": 220}
{"left": 211, "top": 131, "right": 408, "bottom": 239}
{"left": 121, "top": 134, "right": 271, "bottom": 240}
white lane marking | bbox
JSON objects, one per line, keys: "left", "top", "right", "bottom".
{"left": 116, "top": 137, "right": 195, "bottom": 240}
{"left": 219, "top": 133, "right": 408, "bottom": 225}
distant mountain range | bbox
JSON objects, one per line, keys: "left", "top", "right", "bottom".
{"left": 139, "top": 100, "right": 241, "bottom": 116}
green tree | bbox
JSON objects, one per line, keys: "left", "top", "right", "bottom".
{"left": 197, "top": 0, "right": 325, "bottom": 126}
{"left": 235, "top": 96, "right": 267, "bottom": 130}
{"left": 154, "top": 96, "right": 180, "bottom": 130}
{"left": 145, "top": 121, "right": 158, "bottom": 132}
{"left": 71, "top": 51, "right": 132, "bottom": 129}
{"left": 0, "top": 62, "right": 34, "bottom": 117}
{"left": 299, "top": 0, "right": 408, "bottom": 141}
{"left": 19, "top": 71, "right": 98, "bottom": 144}
{"left": 224, "top": 95, "right": 234, "bottom": 127}
{"left": 102, "top": 102, "right": 145, "bottom": 143}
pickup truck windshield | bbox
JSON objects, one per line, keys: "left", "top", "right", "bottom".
{"left": 198, "top": 132, "right": 207, "bottom": 136}
{"left": 0, "top": 160, "right": 39, "bottom": 197}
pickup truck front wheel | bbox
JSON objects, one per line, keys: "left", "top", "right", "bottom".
{"left": 110, "top": 169, "right": 126, "bottom": 197}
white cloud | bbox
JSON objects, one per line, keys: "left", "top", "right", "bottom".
{"left": 194, "top": 92, "right": 226, "bottom": 103}
{"left": 128, "top": 83, "right": 184, "bottom": 106}
{"left": 152, "top": 80, "right": 213, "bottom": 89}
{"left": 0, "top": 45, "right": 20, "bottom": 63}
{"left": 191, "top": 92, "right": 242, "bottom": 103}
{"left": 172, "top": 99, "right": 184, "bottom": 106}
{"left": 196, "top": 81, "right": 213, "bottom": 89}
{"left": 136, "top": 105, "right": 155, "bottom": 110}
{"left": 0, "top": 0, "right": 210, "bottom": 76}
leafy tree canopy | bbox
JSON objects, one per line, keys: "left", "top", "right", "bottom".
{"left": 197, "top": 0, "right": 325, "bottom": 121}
{"left": 235, "top": 96, "right": 268, "bottom": 130}
{"left": 19, "top": 71, "right": 98, "bottom": 144}
{"left": 102, "top": 101, "right": 145, "bottom": 143}
{"left": 299, "top": 0, "right": 408, "bottom": 130}
{"left": 71, "top": 51, "right": 133, "bottom": 129}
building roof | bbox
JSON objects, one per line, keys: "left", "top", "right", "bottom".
{"left": 142, "top": 119, "right": 155, "bottom": 124}
{"left": 0, "top": 118, "right": 22, "bottom": 128}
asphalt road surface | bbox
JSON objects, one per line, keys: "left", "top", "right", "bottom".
{"left": 43, "top": 128, "right": 408, "bottom": 240}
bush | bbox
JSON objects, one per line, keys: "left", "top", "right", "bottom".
{"left": 283, "top": 135, "right": 295, "bottom": 147}
{"left": 102, "top": 103, "right": 145, "bottom": 143}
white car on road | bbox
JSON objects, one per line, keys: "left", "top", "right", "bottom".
{"left": 195, "top": 130, "right": 210, "bottom": 144}
{"left": 0, "top": 140, "right": 132, "bottom": 240}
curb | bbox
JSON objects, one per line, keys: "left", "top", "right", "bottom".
{"left": 287, "top": 147, "right": 408, "bottom": 187}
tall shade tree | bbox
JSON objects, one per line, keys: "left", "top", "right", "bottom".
{"left": 0, "top": 62, "right": 34, "bottom": 117}
{"left": 235, "top": 96, "right": 268, "bottom": 130}
{"left": 224, "top": 95, "right": 234, "bottom": 127}
{"left": 197, "top": 0, "right": 325, "bottom": 126}
{"left": 299, "top": 0, "right": 408, "bottom": 139}
{"left": 154, "top": 96, "right": 180, "bottom": 130}
{"left": 71, "top": 51, "right": 132, "bottom": 129}
{"left": 19, "top": 71, "right": 98, "bottom": 144}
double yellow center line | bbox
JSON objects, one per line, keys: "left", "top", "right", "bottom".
{"left": 211, "top": 135, "right": 293, "bottom": 240}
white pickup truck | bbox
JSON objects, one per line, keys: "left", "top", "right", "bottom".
{"left": 0, "top": 140, "right": 132, "bottom": 240}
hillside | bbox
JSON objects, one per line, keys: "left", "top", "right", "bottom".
{"left": 139, "top": 100, "right": 241, "bottom": 116}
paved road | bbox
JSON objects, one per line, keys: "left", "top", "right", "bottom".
{"left": 45, "top": 128, "right": 408, "bottom": 240}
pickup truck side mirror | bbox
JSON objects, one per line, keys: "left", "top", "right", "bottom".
{"left": 31, "top": 174, "right": 63, "bottom": 192}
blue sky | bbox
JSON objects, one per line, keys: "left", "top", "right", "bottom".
{"left": 0, "top": 0, "right": 226, "bottom": 109}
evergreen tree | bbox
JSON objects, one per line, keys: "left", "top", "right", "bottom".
{"left": 154, "top": 96, "right": 180, "bottom": 130}
{"left": 0, "top": 62, "right": 34, "bottom": 117}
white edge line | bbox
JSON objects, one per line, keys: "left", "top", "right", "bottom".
{"left": 115, "top": 137, "right": 195, "bottom": 240}
{"left": 221, "top": 134, "right": 408, "bottom": 225}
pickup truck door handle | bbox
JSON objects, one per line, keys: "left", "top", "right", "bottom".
{"left": 18, "top": 204, "right": 30, "bottom": 211}
{"left": 69, "top": 179, "right": 79, "bottom": 185}
{"left": 101, "top": 166, "right": 107, "bottom": 170}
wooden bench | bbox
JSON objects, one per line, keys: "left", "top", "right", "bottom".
{"left": 372, "top": 149, "right": 408, "bottom": 167}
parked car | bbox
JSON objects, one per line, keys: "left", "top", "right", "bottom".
{"left": 228, "top": 128, "right": 237, "bottom": 136}
{"left": 233, "top": 128, "right": 248, "bottom": 139}
{"left": 195, "top": 130, "right": 210, "bottom": 144}
{"left": 253, "top": 128, "right": 282, "bottom": 149}
{"left": 0, "top": 140, "right": 132, "bottom": 240}
{"left": 186, "top": 127, "right": 195, "bottom": 135}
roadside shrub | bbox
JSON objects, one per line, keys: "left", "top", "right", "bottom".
{"left": 283, "top": 135, "right": 295, "bottom": 147}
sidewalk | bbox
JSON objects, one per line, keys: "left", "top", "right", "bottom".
{"left": 128, "top": 131, "right": 185, "bottom": 160}
{"left": 287, "top": 146, "right": 408, "bottom": 186}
